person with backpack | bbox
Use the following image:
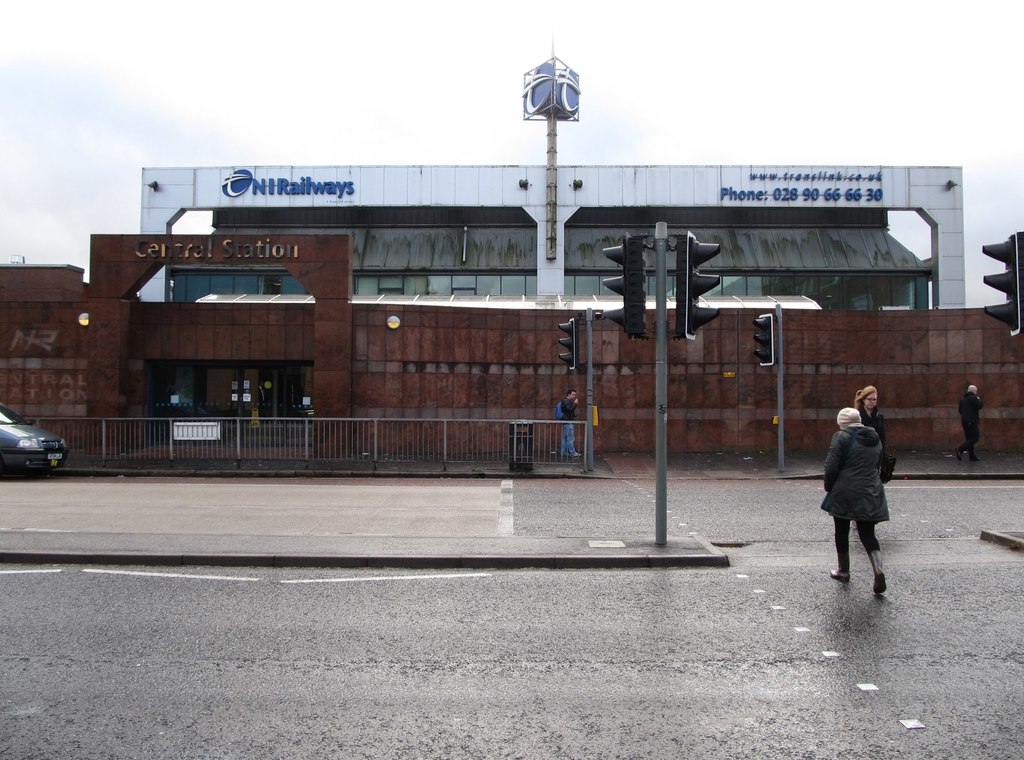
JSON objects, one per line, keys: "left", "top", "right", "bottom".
{"left": 556, "top": 389, "right": 579, "bottom": 457}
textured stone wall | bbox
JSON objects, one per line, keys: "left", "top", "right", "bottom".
{"left": 350, "top": 304, "right": 1023, "bottom": 454}
{"left": 2, "top": 253, "right": 1021, "bottom": 453}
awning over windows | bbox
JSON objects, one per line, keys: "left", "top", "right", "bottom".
{"left": 347, "top": 226, "right": 928, "bottom": 272}
{"left": 565, "top": 228, "right": 929, "bottom": 272}
{"left": 215, "top": 224, "right": 927, "bottom": 274}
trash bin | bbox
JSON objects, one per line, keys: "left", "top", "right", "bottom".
{"left": 508, "top": 421, "right": 534, "bottom": 473}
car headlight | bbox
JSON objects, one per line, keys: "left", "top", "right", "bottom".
{"left": 16, "top": 438, "right": 42, "bottom": 450}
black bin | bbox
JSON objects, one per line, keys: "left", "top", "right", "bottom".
{"left": 508, "top": 421, "right": 534, "bottom": 473}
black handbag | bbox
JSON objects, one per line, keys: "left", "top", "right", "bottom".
{"left": 880, "top": 449, "right": 897, "bottom": 483}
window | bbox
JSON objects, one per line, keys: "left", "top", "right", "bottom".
{"left": 476, "top": 276, "right": 500, "bottom": 296}
{"left": 170, "top": 271, "right": 306, "bottom": 302}
{"left": 150, "top": 363, "right": 313, "bottom": 418}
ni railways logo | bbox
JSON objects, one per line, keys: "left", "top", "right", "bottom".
{"left": 222, "top": 169, "right": 355, "bottom": 199}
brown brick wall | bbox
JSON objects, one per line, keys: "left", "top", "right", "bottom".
{"left": 350, "top": 304, "right": 1024, "bottom": 454}
{"left": 2, "top": 247, "right": 1022, "bottom": 454}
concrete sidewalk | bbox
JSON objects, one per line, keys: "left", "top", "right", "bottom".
{"left": 0, "top": 535, "right": 729, "bottom": 571}
{"left": 2, "top": 447, "right": 1019, "bottom": 571}
{"left": 597, "top": 448, "right": 1024, "bottom": 481}
{"left": 0, "top": 477, "right": 728, "bottom": 570}
{"left": 54, "top": 447, "right": 1023, "bottom": 482}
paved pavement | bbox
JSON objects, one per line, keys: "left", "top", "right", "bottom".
{"left": 2, "top": 447, "right": 1021, "bottom": 570}
{"left": 597, "top": 447, "right": 1024, "bottom": 481}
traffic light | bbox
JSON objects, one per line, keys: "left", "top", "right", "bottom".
{"left": 602, "top": 235, "right": 647, "bottom": 338}
{"left": 557, "top": 317, "right": 578, "bottom": 370}
{"left": 676, "top": 232, "right": 722, "bottom": 339}
{"left": 752, "top": 313, "right": 775, "bottom": 366}
{"left": 982, "top": 233, "right": 1021, "bottom": 336}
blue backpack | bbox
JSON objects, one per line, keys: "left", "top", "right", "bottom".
{"left": 555, "top": 403, "right": 565, "bottom": 421}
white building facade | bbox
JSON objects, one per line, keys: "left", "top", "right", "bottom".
{"left": 140, "top": 164, "right": 964, "bottom": 309}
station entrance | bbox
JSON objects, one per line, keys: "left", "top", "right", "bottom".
{"left": 149, "top": 362, "right": 314, "bottom": 419}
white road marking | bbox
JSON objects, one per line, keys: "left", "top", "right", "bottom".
{"left": 0, "top": 528, "right": 72, "bottom": 533}
{"left": 886, "top": 484, "right": 1024, "bottom": 489}
{"left": 280, "top": 572, "right": 491, "bottom": 584}
{"left": 498, "top": 479, "right": 514, "bottom": 535}
{"left": 0, "top": 568, "right": 64, "bottom": 575}
{"left": 82, "top": 569, "right": 260, "bottom": 582}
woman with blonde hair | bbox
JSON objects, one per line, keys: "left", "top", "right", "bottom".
{"left": 853, "top": 385, "right": 886, "bottom": 448}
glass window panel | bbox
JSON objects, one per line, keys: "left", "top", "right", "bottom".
{"left": 205, "top": 275, "right": 233, "bottom": 295}
{"left": 404, "top": 276, "right": 430, "bottom": 295}
{"left": 354, "top": 276, "right": 378, "bottom": 295}
{"left": 427, "top": 275, "right": 452, "bottom": 295}
{"left": 844, "top": 276, "right": 877, "bottom": 310}
{"left": 203, "top": 367, "right": 236, "bottom": 415}
{"left": 570, "top": 275, "right": 604, "bottom": 296}
{"left": 758, "top": 276, "right": 791, "bottom": 297}
{"left": 378, "top": 276, "right": 404, "bottom": 295}
{"left": 232, "top": 274, "right": 260, "bottom": 294}
{"left": 150, "top": 364, "right": 192, "bottom": 414}
{"left": 452, "top": 275, "right": 476, "bottom": 294}
{"left": 500, "top": 276, "right": 527, "bottom": 296}
{"left": 281, "top": 275, "right": 306, "bottom": 295}
{"left": 815, "top": 276, "right": 841, "bottom": 309}
{"left": 182, "top": 275, "right": 211, "bottom": 302}
{"left": 890, "top": 277, "right": 914, "bottom": 308}
{"left": 795, "top": 276, "right": 823, "bottom": 298}
{"left": 476, "top": 276, "right": 500, "bottom": 296}
{"left": 720, "top": 276, "right": 747, "bottom": 297}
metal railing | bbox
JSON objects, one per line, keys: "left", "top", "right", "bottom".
{"left": 35, "top": 417, "right": 587, "bottom": 473}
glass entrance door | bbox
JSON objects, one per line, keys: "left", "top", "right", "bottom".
{"left": 150, "top": 363, "right": 313, "bottom": 418}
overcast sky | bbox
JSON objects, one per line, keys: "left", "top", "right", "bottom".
{"left": 2, "top": 0, "right": 1020, "bottom": 306}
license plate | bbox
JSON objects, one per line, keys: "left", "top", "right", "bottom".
{"left": 47, "top": 453, "right": 63, "bottom": 461}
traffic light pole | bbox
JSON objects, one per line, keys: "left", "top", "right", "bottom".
{"left": 775, "top": 302, "right": 785, "bottom": 472}
{"left": 585, "top": 307, "right": 594, "bottom": 473}
{"left": 603, "top": 223, "right": 717, "bottom": 544}
{"left": 654, "top": 223, "right": 668, "bottom": 546}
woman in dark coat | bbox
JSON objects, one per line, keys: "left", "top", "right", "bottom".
{"left": 822, "top": 407, "right": 890, "bottom": 595}
{"left": 853, "top": 385, "right": 885, "bottom": 448}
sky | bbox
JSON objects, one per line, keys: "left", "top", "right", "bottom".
{"left": 2, "top": 0, "right": 1021, "bottom": 307}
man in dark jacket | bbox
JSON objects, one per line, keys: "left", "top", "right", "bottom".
{"left": 558, "top": 389, "right": 579, "bottom": 457}
{"left": 954, "top": 384, "right": 983, "bottom": 462}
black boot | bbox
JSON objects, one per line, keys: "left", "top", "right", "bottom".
{"left": 830, "top": 552, "right": 850, "bottom": 582}
{"left": 868, "top": 550, "right": 886, "bottom": 595}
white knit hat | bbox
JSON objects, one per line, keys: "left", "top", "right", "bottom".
{"left": 837, "top": 407, "right": 863, "bottom": 429}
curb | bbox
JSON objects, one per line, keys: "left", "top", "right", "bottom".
{"left": 0, "top": 550, "right": 730, "bottom": 570}
{"left": 979, "top": 530, "right": 1024, "bottom": 551}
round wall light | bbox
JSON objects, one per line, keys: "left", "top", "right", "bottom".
{"left": 386, "top": 315, "right": 401, "bottom": 330}
{"left": 78, "top": 313, "right": 90, "bottom": 327}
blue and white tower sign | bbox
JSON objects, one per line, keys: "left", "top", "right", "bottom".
{"left": 523, "top": 57, "right": 580, "bottom": 121}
